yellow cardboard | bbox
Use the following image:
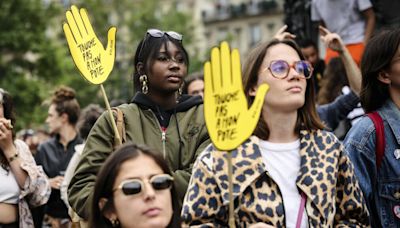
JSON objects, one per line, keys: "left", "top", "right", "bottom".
{"left": 204, "top": 42, "right": 269, "bottom": 151}
{"left": 63, "top": 5, "right": 116, "bottom": 84}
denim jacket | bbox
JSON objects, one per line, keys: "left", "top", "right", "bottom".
{"left": 318, "top": 90, "right": 360, "bottom": 130}
{"left": 344, "top": 100, "right": 400, "bottom": 228}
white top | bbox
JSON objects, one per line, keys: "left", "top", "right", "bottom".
{"left": 259, "top": 139, "right": 308, "bottom": 228}
{"left": 0, "top": 163, "right": 20, "bottom": 204}
{"left": 61, "top": 143, "right": 84, "bottom": 208}
{"left": 311, "top": 0, "right": 372, "bottom": 44}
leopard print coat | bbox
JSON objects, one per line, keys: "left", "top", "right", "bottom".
{"left": 182, "top": 130, "right": 370, "bottom": 227}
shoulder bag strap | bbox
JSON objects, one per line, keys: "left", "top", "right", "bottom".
{"left": 367, "top": 112, "right": 385, "bottom": 170}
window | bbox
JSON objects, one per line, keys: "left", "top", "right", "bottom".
{"left": 249, "top": 24, "right": 261, "bottom": 47}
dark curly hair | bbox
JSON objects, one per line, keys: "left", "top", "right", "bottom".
{"left": 0, "top": 88, "right": 16, "bottom": 170}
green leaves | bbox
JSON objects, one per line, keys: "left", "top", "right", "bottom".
{"left": 0, "top": 0, "right": 198, "bottom": 132}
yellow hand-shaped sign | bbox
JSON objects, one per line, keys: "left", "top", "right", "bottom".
{"left": 63, "top": 5, "right": 116, "bottom": 84}
{"left": 204, "top": 42, "right": 269, "bottom": 151}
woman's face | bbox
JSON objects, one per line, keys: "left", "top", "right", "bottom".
{"left": 252, "top": 43, "right": 307, "bottom": 113}
{"left": 110, "top": 154, "right": 173, "bottom": 228}
{"left": 187, "top": 79, "right": 204, "bottom": 97}
{"left": 45, "top": 104, "right": 64, "bottom": 135}
{"left": 387, "top": 45, "right": 400, "bottom": 93}
{"left": 147, "top": 41, "right": 187, "bottom": 95}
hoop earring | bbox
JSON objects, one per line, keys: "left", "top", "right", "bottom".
{"left": 139, "top": 75, "right": 148, "bottom": 94}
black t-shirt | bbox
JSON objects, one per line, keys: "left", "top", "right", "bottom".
{"left": 35, "top": 134, "right": 83, "bottom": 218}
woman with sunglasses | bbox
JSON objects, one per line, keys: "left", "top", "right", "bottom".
{"left": 182, "top": 38, "right": 369, "bottom": 227}
{"left": 90, "top": 143, "right": 178, "bottom": 228}
{"left": 0, "top": 88, "right": 50, "bottom": 228}
{"left": 69, "top": 29, "right": 210, "bottom": 220}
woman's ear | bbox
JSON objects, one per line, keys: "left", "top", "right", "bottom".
{"left": 136, "top": 62, "right": 144, "bottom": 75}
{"left": 99, "top": 198, "right": 116, "bottom": 221}
{"left": 377, "top": 70, "right": 391, "bottom": 84}
{"left": 60, "top": 113, "right": 69, "bottom": 123}
{"left": 248, "top": 85, "right": 258, "bottom": 97}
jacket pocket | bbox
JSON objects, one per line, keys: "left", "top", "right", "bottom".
{"left": 378, "top": 179, "right": 400, "bottom": 227}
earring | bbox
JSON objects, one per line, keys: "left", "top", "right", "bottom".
{"left": 139, "top": 75, "right": 148, "bottom": 94}
{"left": 176, "top": 83, "right": 184, "bottom": 103}
{"left": 178, "top": 84, "right": 183, "bottom": 96}
{"left": 110, "top": 218, "right": 120, "bottom": 227}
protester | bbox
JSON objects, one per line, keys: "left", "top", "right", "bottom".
{"left": 90, "top": 143, "right": 179, "bottom": 228}
{"left": 68, "top": 29, "right": 210, "bottom": 220}
{"left": 183, "top": 72, "right": 204, "bottom": 98}
{"left": 60, "top": 104, "right": 104, "bottom": 224}
{"left": 182, "top": 38, "right": 369, "bottom": 226}
{"left": 317, "top": 57, "right": 348, "bottom": 105}
{"left": 311, "top": 0, "right": 375, "bottom": 65}
{"left": 0, "top": 88, "right": 50, "bottom": 228}
{"left": 317, "top": 57, "right": 365, "bottom": 139}
{"left": 275, "top": 25, "right": 363, "bottom": 132}
{"left": 35, "top": 86, "right": 82, "bottom": 227}
{"left": 297, "top": 39, "right": 325, "bottom": 93}
{"left": 344, "top": 28, "right": 400, "bottom": 228}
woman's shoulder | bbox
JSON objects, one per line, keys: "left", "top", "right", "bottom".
{"left": 195, "top": 136, "right": 260, "bottom": 170}
{"left": 14, "top": 139, "right": 31, "bottom": 157}
{"left": 345, "top": 115, "right": 375, "bottom": 141}
{"left": 14, "top": 139, "right": 37, "bottom": 167}
{"left": 304, "top": 129, "right": 341, "bottom": 143}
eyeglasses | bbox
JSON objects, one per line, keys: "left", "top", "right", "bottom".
{"left": 114, "top": 174, "right": 174, "bottom": 196}
{"left": 266, "top": 60, "right": 313, "bottom": 79}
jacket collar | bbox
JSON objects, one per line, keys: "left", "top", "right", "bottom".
{"left": 131, "top": 92, "right": 203, "bottom": 112}
{"left": 210, "top": 130, "right": 335, "bottom": 219}
{"left": 380, "top": 100, "right": 400, "bottom": 145}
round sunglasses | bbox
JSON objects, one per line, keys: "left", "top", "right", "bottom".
{"left": 114, "top": 174, "right": 174, "bottom": 196}
{"left": 266, "top": 60, "right": 313, "bottom": 79}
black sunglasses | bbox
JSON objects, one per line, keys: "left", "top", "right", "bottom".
{"left": 114, "top": 174, "right": 174, "bottom": 196}
{"left": 146, "top": 29, "right": 183, "bottom": 41}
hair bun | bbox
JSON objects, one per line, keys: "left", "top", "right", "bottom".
{"left": 53, "top": 86, "right": 76, "bottom": 102}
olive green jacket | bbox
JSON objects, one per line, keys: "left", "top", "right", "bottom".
{"left": 68, "top": 94, "right": 210, "bottom": 219}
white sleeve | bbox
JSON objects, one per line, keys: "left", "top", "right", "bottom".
{"left": 311, "top": 0, "right": 322, "bottom": 21}
{"left": 357, "top": 0, "right": 372, "bottom": 11}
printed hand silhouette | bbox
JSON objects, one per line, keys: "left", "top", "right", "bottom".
{"left": 204, "top": 42, "right": 269, "bottom": 151}
{"left": 63, "top": 5, "right": 116, "bottom": 84}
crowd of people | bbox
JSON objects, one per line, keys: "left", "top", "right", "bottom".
{"left": 1, "top": 1, "right": 399, "bottom": 227}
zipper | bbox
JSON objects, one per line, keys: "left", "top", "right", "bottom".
{"left": 149, "top": 111, "right": 167, "bottom": 158}
{"left": 161, "top": 127, "right": 167, "bottom": 159}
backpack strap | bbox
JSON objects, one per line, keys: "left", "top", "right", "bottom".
{"left": 111, "top": 107, "right": 126, "bottom": 148}
{"left": 367, "top": 111, "right": 385, "bottom": 170}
